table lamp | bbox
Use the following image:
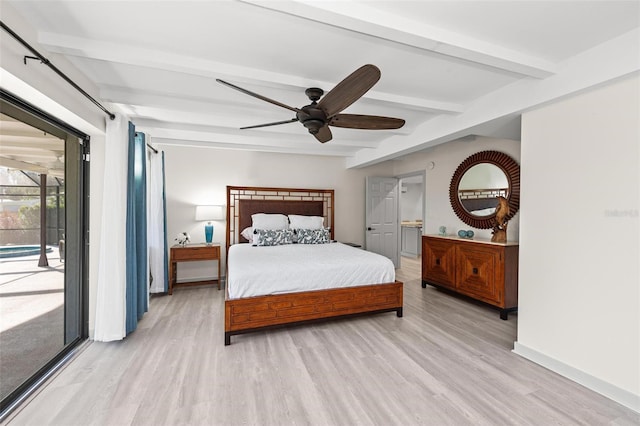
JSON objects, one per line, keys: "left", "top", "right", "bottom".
{"left": 195, "top": 205, "right": 224, "bottom": 244}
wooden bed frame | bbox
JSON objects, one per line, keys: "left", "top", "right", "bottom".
{"left": 224, "top": 186, "right": 403, "bottom": 345}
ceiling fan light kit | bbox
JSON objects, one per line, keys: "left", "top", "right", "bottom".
{"left": 217, "top": 64, "right": 405, "bottom": 144}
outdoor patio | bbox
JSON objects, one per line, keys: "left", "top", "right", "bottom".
{"left": 0, "top": 247, "right": 64, "bottom": 401}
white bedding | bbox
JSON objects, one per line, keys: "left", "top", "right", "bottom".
{"left": 227, "top": 242, "right": 396, "bottom": 299}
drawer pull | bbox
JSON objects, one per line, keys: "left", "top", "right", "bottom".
{"left": 435, "top": 258, "right": 440, "bottom": 266}
{"left": 472, "top": 267, "right": 478, "bottom": 274}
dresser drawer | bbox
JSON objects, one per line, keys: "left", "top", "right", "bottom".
{"left": 172, "top": 245, "right": 219, "bottom": 261}
{"left": 422, "top": 237, "right": 456, "bottom": 288}
{"left": 456, "top": 244, "right": 501, "bottom": 304}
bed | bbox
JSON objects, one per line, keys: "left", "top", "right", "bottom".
{"left": 224, "top": 186, "right": 403, "bottom": 345}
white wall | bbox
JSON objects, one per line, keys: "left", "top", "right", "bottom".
{"left": 392, "top": 137, "right": 521, "bottom": 241}
{"left": 515, "top": 75, "right": 639, "bottom": 411}
{"left": 159, "top": 145, "right": 394, "bottom": 282}
{"left": 400, "top": 183, "right": 423, "bottom": 222}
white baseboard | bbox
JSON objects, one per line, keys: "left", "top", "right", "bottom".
{"left": 513, "top": 342, "right": 639, "bottom": 413}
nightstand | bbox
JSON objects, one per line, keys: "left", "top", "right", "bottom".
{"left": 341, "top": 242, "right": 362, "bottom": 248}
{"left": 169, "top": 243, "right": 221, "bottom": 294}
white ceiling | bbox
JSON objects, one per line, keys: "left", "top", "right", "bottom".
{"left": 0, "top": 113, "right": 65, "bottom": 179}
{"left": 4, "top": 0, "right": 639, "bottom": 168}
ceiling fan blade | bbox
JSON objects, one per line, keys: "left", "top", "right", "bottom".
{"left": 240, "top": 118, "right": 299, "bottom": 130}
{"left": 216, "top": 79, "right": 301, "bottom": 113}
{"left": 314, "top": 125, "right": 332, "bottom": 143}
{"left": 329, "top": 114, "right": 405, "bottom": 130}
{"left": 317, "top": 64, "right": 381, "bottom": 118}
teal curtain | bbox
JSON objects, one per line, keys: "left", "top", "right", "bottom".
{"left": 162, "top": 151, "right": 169, "bottom": 292}
{"left": 126, "top": 123, "right": 148, "bottom": 334}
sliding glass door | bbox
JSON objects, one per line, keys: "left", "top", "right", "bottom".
{"left": 0, "top": 95, "right": 89, "bottom": 414}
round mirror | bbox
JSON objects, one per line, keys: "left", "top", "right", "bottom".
{"left": 449, "top": 151, "right": 520, "bottom": 229}
{"left": 458, "top": 164, "right": 509, "bottom": 217}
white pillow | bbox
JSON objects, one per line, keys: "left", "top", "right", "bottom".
{"left": 288, "top": 214, "right": 324, "bottom": 230}
{"left": 251, "top": 213, "right": 289, "bottom": 230}
{"left": 240, "top": 227, "right": 253, "bottom": 243}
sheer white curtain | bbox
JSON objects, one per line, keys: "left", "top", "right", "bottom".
{"left": 148, "top": 144, "right": 167, "bottom": 293}
{"left": 94, "top": 113, "right": 128, "bottom": 341}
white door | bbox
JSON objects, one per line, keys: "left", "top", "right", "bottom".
{"left": 365, "top": 176, "right": 400, "bottom": 268}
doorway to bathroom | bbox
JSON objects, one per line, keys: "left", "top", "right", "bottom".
{"left": 398, "top": 172, "right": 424, "bottom": 258}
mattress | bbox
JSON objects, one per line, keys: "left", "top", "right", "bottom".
{"left": 227, "top": 242, "right": 396, "bottom": 299}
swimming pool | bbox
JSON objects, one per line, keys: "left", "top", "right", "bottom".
{"left": 0, "top": 246, "right": 53, "bottom": 259}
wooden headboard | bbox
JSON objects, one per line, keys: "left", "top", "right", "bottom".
{"left": 226, "top": 186, "right": 335, "bottom": 247}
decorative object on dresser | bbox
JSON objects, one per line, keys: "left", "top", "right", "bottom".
{"left": 491, "top": 196, "right": 510, "bottom": 243}
{"left": 175, "top": 232, "right": 190, "bottom": 246}
{"left": 169, "top": 243, "right": 221, "bottom": 294}
{"left": 457, "top": 229, "right": 474, "bottom": 239}
{"left": 225, "top": 186, "right": 403, "bottom": 345}
{"left": 449, "top": 150, "right": 520, "bottom": 230}
{"left": 421, "top": 235, "right": 519, "bottom": 320}
{"left": 195, "top": 205, "right": 225, "bottom": 244}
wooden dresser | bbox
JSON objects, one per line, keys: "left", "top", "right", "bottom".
{"left": 421, "top": 235, "right": 519, "bottom": 319}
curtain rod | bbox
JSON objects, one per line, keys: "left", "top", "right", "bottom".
{"left": 135, "top": 130, "right": 158, "bottom": 154}
{"left": 0, "top": 21, "right": 116, "bottom": 121}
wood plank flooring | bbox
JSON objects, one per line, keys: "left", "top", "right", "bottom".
{"left": 5, "top": 256, "right": 639, "bottom": 425}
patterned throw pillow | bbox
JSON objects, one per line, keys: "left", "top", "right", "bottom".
{"left": 296, "top": 228, "right": 330, "bottom": 244}
{"left": 254, "top": 228, "right": 294, "bottom": 246}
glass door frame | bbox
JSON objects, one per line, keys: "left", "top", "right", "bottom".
{"left": 0, "top": 91, "right": 89, "bottom": 416}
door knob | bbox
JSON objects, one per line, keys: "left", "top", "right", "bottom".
{"left": 367, "top": 227, "right": 375, "bottom": 231}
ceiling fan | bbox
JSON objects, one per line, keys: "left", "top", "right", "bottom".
{"left": 216, "top": 64, "right": 405, "bottom": 143}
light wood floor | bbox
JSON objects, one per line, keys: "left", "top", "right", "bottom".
{"left": 5, "top": 256, "right": 639, "bottom": 425}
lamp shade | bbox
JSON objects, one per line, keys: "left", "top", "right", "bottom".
{"left": 195, "top": 205, "right": 225, "bottom": 221}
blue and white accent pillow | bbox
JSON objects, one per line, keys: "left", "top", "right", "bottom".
{"left": 253, "top": 228, "right": 294, "bottom": 246}
{"left": 296, "top": 228, "right": 330, "bottom": 244}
